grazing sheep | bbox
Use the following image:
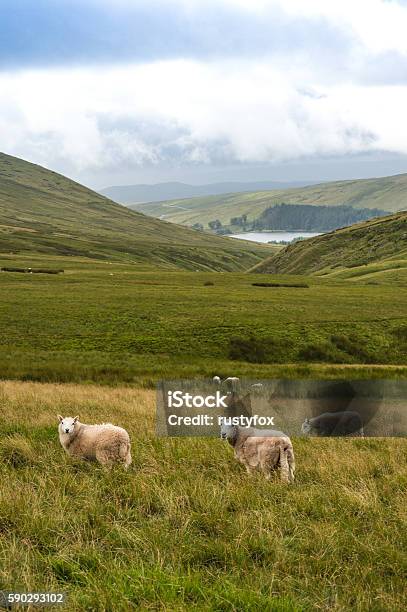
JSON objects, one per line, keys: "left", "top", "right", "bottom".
{"left": 223, "top": 377, "right": 240, "bottom": 392}
{"left": 57, "top": 415, "right": 132, "bottom": 468}
{"left": 301, "top": 411, "right": 364, "bottom": 437}
{"left": 212, "top": 376, "right": 241, "bottom": 392}
{"left": 220, "top": 422, "right": 295, "bottom": 483}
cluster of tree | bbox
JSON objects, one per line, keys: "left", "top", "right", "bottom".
{"left": 230, "top": 214, "right": 247, "bottom": 226}
{"left": 253, "top": 203, "right": 388, "bottom": 232}
{"left": 208, "top": 219, "right": 222, "bottom": 230}
{"left": 204, "top": 203, "right": 387, "bottom": 235}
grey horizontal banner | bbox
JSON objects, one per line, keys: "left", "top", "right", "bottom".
{"left": 156, "top": 379, "right": 407, "bottom": 438}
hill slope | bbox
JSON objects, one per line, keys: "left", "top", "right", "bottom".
{"left": 129, "top": 173, "right": 407, "bottom": 228}
{"left": 252, "top": 211, "right": 407, "bottom": 280}
{"left": 101, "top": 180, "right": 314, "bottom": 204}
{"left": 0, "top": 153, "right": 272, "bottom": 271}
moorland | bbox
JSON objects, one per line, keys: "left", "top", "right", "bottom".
{"left": 0, "top": 153, "right": 406, "bottom": 611}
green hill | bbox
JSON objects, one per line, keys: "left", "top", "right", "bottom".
{"left": 0, "top": 153, "right": 272, "bottom": 271}
{"left": 251, "top": 211, "right": 407, "bottom": 281}
{"left": 129, "top": 173, "right": 407, "bottom": 228}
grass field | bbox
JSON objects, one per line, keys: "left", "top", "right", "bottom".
{"left": 1, "top": 254, "right": 407, "bottom": 384}
{"left": 0, "top": 381, "right": 406, "bottom": 611}
{"left": 129, "top": 173, "right": 407, "bottom": 227}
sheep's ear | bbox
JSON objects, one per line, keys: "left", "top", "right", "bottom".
{"left": 57, "top": 414, "right": 63, "bottom": 422}
{"left": 73, "top": 415, "right": 79, "bottom": 423}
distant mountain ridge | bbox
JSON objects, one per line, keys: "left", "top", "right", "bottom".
{"left": 0, "top": 152, "right": 272, "bottom": 271}
{"left": 100, "top": 180, "right": 316, "bottom": 204}
{"left": 127, "top": 173, "right": 407, "bottom": 229}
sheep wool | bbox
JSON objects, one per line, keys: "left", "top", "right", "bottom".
{"left": 221, "top": 423, "right": 295, "bottom": 483}
{"left": 58, "top": 416, "right": 132, "bottom": 468}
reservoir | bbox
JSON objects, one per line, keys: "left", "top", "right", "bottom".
{"left": 230, "top": 231, "right": 322, "bottom": 243}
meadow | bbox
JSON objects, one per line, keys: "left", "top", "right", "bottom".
{"left": 0, "top": 380, "right": 406, "bottom": 611}
{"left": 1, "top": 252, "right": 406, "bottom": 611}
{"left": 1, "top": 254, "right": 407, "bottom": 385}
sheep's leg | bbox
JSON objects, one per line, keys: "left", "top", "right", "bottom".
{"left": 124, "top": 451, "right": 132, "bottom": 470}
{"left": 259, "top": 457, "right": 272, "bottom": 480}
{"left": 245, "top": 464, "right": 256, "bottom": 476}
{"left": 257, "top": 448, "right": 274, "bottom": 481}
{"left": 119, "top": 442, "right": 132, "bottom": 469}
{"left": 287, "top": 449, "right": 296, "bottom": 483}
{"left": 279, "top": 447, "right": 290, "bottom": 483}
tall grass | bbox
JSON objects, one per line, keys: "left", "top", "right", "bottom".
{"left": 0, "top": 381, "right": 406, "bottom": 610}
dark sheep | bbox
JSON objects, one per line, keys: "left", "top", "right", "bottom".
{"left": 302, "top": 410, "right": 364, "bottom": 437}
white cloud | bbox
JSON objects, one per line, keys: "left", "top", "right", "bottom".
{"left": 1, "top": 0, "right": 407, "bottom": 181}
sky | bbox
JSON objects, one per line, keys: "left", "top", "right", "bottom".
{"left": 1, "top": 0, "right": 407, "bottom": 188}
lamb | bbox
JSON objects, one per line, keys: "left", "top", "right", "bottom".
{"left": 301, "top": 411, "right": 364, "bottom": 437}
{"left": 57, "top": 415, "right": 132, "bottom": 468}
{"left": 220, "top": 422, "right": 295, "bottom": 483}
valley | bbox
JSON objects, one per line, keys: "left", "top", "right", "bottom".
{"left": 129, "top": 173, "right": 407, "bottom": 229}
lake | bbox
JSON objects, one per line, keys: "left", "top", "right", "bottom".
{"left": 230, "top": 231, "right": 322, "bottom": 244}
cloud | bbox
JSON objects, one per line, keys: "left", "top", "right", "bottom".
{"left": 1, "top": 1, "right": 407, "bottom": 184}
{"left": 1, "top": 59, "right": 407, "bottom": 179}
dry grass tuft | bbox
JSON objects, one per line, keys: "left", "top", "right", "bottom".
{"left": 0, "top": 434, "right": 37, "bottom": 467}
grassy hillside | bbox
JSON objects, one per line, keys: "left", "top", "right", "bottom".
{"left": 0, "top": 153, "right": 272, "bottom": 271}
{"left": 130, "top": 173, "right": 407, "bottom": 227}
{"left": 1, "top": 253, "right": 407, "bottom": 383}
{"left": 0, "top": 381, "right": 406, "bottom": 611}
{"left": 252, "top": 211, "right": 407, "bottom": 280}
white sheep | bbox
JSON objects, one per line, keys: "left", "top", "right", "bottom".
{"left": 212, "top": 376, "right": 240, "bottom": 392}
{"left": 57, "top": 415, "right": 132, "bottom": 468}
{"left": 220, "top": 422, "right": 295, "bottom": 483}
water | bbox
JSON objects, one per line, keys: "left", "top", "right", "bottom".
{"left": 230, "top": 231, "right": 322, "bottom": 244}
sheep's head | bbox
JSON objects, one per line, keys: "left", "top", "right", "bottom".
{"left": 301, "top": 417, "right": 312, "bottom": 435}
{"left": 220, "top": 420, "right": 239, "bottom": 445}
{"left": 58, "top": 415, "right": 79, "bottom": 435}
